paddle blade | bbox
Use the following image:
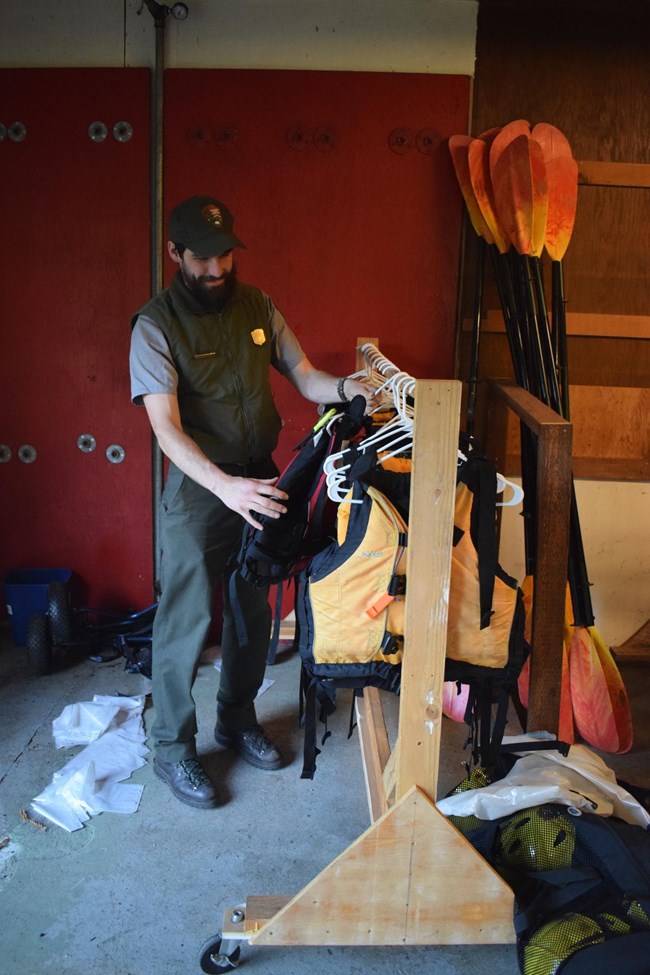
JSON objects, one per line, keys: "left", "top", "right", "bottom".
{"left": 477, "top": 126, "right": 503, "bottom": 147}
{"left": 517, "top": 575, "right": 534, "bottom": 707}
{"left": 529, "top": 138, "right": 549, "bottom": 257}
{"left": 544, "top": 155, "right": 578, "bottom": 261}
{"left": 442, "top": 681, "right": 469, "bottom": 722}
{"left": 491, "top": 133, "right": 547, "bottom": 256}
{"left": 569, "top": 625, "right": 621, "bottom": 752}
{"left": 448, "top": 135, "right": 495, "bottom": 243}
{"left": 558, "top": 637, "right": 576, "bottom": 744}
{"left": 531, "top": 122, "right": 573, "bottom": 161}
{"left": 467, "top": 138, "right": 510, "bottom": 253}
{"left": 489, "top": 118, "right": 531, "bottom": 173}
{"left": 589, "top": 625, "right": 634, "bottom": 753}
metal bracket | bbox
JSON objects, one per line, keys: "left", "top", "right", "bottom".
{"left": 18, "top": 444, "right": 37, "bottom": 463}
{"left": 8, "top": 122, "right": 27, "bottom": 143}
{"left": 106, "top": 444, "right": 126, "bottom": 464}
{"left": 187, "top": 123, "right": 212, "bottom": 146}
{"left": 416, "top": 128, "right": 441, "bottom": 155}
{"left": 214, "top": 125, "right": 238, "bottom": 149}
{"left": 113, "top": 121, "right": 133, "bottom": 143}
{"left": 313, "top": 126, "right": 338, "bottom": 151}
{"left": 286, "top": 125, "right": 310, "bottom": 150}
{"left": 388, "top": 127, "right": 415, "bottom": 154}
{"left": 77, "top": 434, "right": 97, "bottom": 453}
{"left": 89, "top": 121, "right": 108, "bottom": 142}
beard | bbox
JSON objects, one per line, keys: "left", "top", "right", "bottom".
{"left": 181, "top": 262, "right": 238, "bottom": 312}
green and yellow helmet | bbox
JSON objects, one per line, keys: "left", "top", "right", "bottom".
{"left": 524, "top": 913, "right": 603, "bottom": 975}
{"left": 496, "top": 804, "right": 577, "bottom": 873}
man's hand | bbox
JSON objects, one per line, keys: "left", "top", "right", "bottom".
{"left": 342, "top": 376, "right": 381, "bottom": 410}
{"left": 218, "top": 475, "right": 288, "bottom": 530}
{"left": 142, "top": 393, "right": 289, "bottom": 529}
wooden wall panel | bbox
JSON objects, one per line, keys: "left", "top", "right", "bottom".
{"left": 474, "top": 2, "right": 650, "bottom": 163}
{"left": 457, "top": 0, "right": 650, "bottom": 479}
{"left": 164, "top": 70, "right": 470, "bottom": 467}
{"left": 0, "top": 69, "right": 152, "bottom": 611}
{"left": 0, "top": 68, "right": 470, "bottom": 622}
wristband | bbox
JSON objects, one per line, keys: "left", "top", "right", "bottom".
{"left": 336, "top": 377, "right": 348, "bottom": 402}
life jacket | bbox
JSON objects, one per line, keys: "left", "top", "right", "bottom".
{"left": 229, "top": 396, "right": 369, "bottom": 659}
{"left": 444, "top": 446, "right": 531, "bottom": 776}
{"left": 295, "top": 440, "right": 532, "bottom": 779}
{"left": 296, "top": 480, "right": 407, "bottom": 778}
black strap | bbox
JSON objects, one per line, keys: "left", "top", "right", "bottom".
{"left": 514, "top": 868, "right": 603, "bottom": 936}
{"left": 300, "top": 672, "right": 319, "bottom": 780}
{"left": 266, "top": 583, "right": 284, "bottom": 665}
{"left": 228, "top": 568, "right": 250, "bottom": 648}
{"left": 471, "top": 458, "right": 498, "bottom": 630}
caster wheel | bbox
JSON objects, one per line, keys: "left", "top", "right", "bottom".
{"left": 26, "top": 613, "right": 53, "bottom": 675}
{"left": 48, "top": 582, "right": 73, "bottom": 645}
{"left": 198, "top": 933, "right": 241, "bottom": 973}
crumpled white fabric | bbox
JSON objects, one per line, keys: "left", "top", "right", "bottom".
{"left": 437, "top": 734, "right": 650, "bottom": 829}
{"left": 32, "top": 695, "right": 149, "bottom": 832}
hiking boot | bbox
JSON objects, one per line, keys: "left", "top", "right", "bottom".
{"left": 153, "top": 756, "right": 219, "bottom": 808}
{"left": 214, "top": 722, "right": 283, "bottom": 770}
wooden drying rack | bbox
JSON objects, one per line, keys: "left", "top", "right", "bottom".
{"left": 218, "top": 342, "right": 572, "bottom": 956}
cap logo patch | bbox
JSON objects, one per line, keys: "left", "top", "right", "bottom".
{"left": 202, "top": 204, "right": 223, "bottom": 228}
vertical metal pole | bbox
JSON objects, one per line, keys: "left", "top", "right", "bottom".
{"left": 150, "top": 9, "right": 166, "bottom": 595}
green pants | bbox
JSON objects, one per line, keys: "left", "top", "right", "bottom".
{"left": 151, "top": 461, "right": 275, "bottom": 762}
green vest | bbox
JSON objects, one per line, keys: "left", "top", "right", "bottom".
{"left": 136, "top": 274, "right": 283, "bottom": 465}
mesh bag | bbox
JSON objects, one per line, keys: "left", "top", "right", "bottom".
{"left": 491, "top": 804, "right": 650, "bottom": 975}
{"left": 447, "top": 799, "right": 650, "bottom": 975}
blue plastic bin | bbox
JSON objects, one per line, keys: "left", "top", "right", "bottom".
{"left": 4, "top": 568, "right": 72, "bottom": 646}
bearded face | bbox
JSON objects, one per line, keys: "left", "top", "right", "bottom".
{"left": 179, "top": 258, "right": 238, "bottom": 312}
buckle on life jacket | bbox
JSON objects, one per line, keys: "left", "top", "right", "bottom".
{"left": 388, "top": 574, "right": 406, "bottom": 596}
{"left": 380, "top": 632, "right": 401, "bottom": 657}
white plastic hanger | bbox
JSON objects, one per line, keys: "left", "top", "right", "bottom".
{"left": 334, "top": 343, "right": 524, "bottom": 509}
{"left": 496, "top": 475, "right": 524, "bottom": 507}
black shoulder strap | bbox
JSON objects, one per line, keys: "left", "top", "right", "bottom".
{"left": 469, "top": 456, "right": 498, "bottom": 630}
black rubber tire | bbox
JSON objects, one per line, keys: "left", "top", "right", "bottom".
{"left": 198, "top": 934, "right": 241, "bottom": 973}
{"left": 26, "top": 613, "right": 53, "bottom": 676}
{"left": 48, "top": 582, "right": 73, "bottom": 645}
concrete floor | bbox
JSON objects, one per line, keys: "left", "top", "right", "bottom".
{"left": 1, "top": 625, "right": 648, "bottom": 975}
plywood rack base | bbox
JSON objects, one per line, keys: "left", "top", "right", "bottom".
{"left": 215, "top": 370, "right": 517, "bottom": 959}
{"left": 221, "top": 787, "right": 513, "bottom": 948}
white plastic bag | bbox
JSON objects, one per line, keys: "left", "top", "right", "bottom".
{"left": 437, "top": 734, "right": 650, "bottom": 829}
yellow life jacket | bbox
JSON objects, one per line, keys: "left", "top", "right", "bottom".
{"left": 307, "top": 483, "right": 407, "bottom": 667}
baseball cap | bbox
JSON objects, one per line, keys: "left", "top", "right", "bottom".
{"left": 168, "top": 195, "right": 246, "bottom": 256}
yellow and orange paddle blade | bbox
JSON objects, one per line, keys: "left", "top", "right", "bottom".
{"left": 530, "top": 123, "right": 578, "bottom": 263}
{"left": 477, "top": 126, "right": 503, "bottom": 147}
{"left": 517, "top": 575, "right": 533, "bottom": 707}
{"left": 531, "top": 122, "right": 573, "bottom": 161}
{"left": 489, "top": 118, "right": 531, "bottom": 174}
{"left": 589, "top": 625, "right": 633, "bottom": 753}
{"left": 568, "top": 624, "right": 621, "bottom": 752}
{"left": 542, "top": 154, "right": 578, "bottom": 261}
{"left": 448, "top": 135, "right": 495, "bottom": 244}
{"left": 467, "top": 138, "right": 511, "bottom": 254}
{"left": 491, "top": 132, "right": 548, "bottom": 257}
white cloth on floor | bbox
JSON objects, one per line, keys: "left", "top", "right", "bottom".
{"left": 31, "top": 694, "right": 149, "bottom": 832}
